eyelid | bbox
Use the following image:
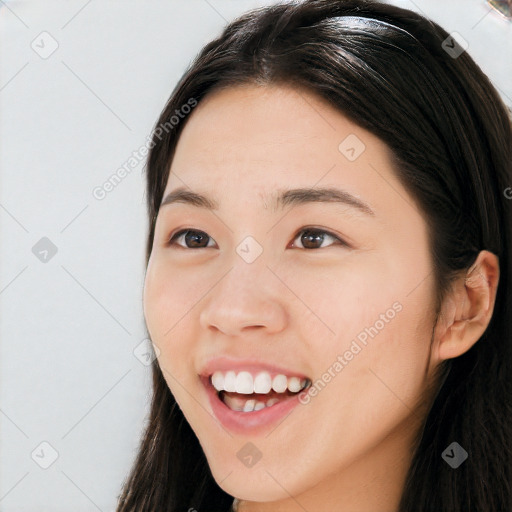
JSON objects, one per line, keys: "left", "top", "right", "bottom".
{"left": 166, "top": 226, "right": 350, "bottom": 249}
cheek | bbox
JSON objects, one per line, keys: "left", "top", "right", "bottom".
{"left": 143, "top": 259, "right": 195, "bottom": 375}
{"left": 143, "top": 259, "right": 203, "bottom": 413}
{"left": 143, "top": 259, "right": 169, "bottom": 340}
{"left": 293, "top": 253, "right": 434, "bottom": 410}
{"left": 293, "top": 298, "right": 433, "bottom": 472}
{"left": 143, "top": 257, "right": 196, "bottom": 340}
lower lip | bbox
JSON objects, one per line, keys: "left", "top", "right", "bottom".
{"left": 201, "top": 376, "right": 304, "bottom": 436}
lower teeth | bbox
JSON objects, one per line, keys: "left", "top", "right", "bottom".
{"left": 221, "top": 393, "right": 291, "bottom": 412}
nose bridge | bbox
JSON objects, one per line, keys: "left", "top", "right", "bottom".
{"left": 199, "top": 243, "right": 287, "bottom": 336}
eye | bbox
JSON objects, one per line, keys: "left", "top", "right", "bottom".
{"left": 168, "top": 229, "right": 216, "bottom": 249}
{"left": 290, "top": 228, "right": 348, "bottom": 250}
{"left": 167, "top": 227, "right": 348, "bottom": 250}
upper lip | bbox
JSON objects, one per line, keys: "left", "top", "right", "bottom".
{"left": 199, "top": 356, "right": 310, "bottom": 380}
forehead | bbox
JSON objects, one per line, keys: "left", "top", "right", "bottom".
{"left": 173, "top": 83, "right": 350, "bottom": 160}
{"left": 165, "top": 83, "right": 410, "bottom": 221}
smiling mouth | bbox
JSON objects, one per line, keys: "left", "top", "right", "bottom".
{"left": 200, "top": 365, "right": 313, "bottom": 414}
{"left": 200, "top": 371, "right": 313, "bottom": 434}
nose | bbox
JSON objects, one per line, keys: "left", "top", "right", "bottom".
{"left": 198, "top": 264, "right": 288, "bottom": 337}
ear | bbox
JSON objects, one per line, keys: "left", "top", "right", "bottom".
{"left": 434, "top": 250, "right": 500, "bottom": 361}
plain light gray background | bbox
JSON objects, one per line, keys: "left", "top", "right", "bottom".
{"left": 0, "top": 1, "right": 510, "bottom": 510}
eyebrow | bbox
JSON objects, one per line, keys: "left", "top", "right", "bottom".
{"left": 160, "top": 186, "right": 375, "bottom": 216}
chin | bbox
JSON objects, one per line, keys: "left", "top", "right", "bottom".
{"left": 210, "top": 462, "right": 302, "bottom": 503}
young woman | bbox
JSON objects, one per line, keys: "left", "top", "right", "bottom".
{"left": 116, "top": 1, "right": 512, "bottom": 510}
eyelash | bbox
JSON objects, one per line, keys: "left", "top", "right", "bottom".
{"left": 166, "top": 227, "right": 349, "bottom": 250}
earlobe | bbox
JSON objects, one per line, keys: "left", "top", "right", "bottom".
{"left": 437, "top": 250, "right": 499, "bottom": 361}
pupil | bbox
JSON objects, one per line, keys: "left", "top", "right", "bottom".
{"left": 186, "top": 230, "right": 207, "bottom": 247}
{"left": 302, "top": 230, "right": 323, "bottom": 249}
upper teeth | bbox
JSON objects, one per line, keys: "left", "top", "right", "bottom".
{"left": 211, "top": 370, "right": 308, "bottom": 394}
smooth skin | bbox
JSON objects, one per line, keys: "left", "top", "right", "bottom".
{"left": 143, "top": 84, "right": 499, "bottom": 512}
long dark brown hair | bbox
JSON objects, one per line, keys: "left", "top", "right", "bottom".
{"left": 115, "top": 1, "right": 512, "bottom": 510}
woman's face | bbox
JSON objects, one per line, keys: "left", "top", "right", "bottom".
{"left": 143, "top": 84, "right": 442, "bottom": 507}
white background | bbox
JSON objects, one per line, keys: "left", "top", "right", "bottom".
{"left": 1, "top": 1, "right": 511, "bottom": 510}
